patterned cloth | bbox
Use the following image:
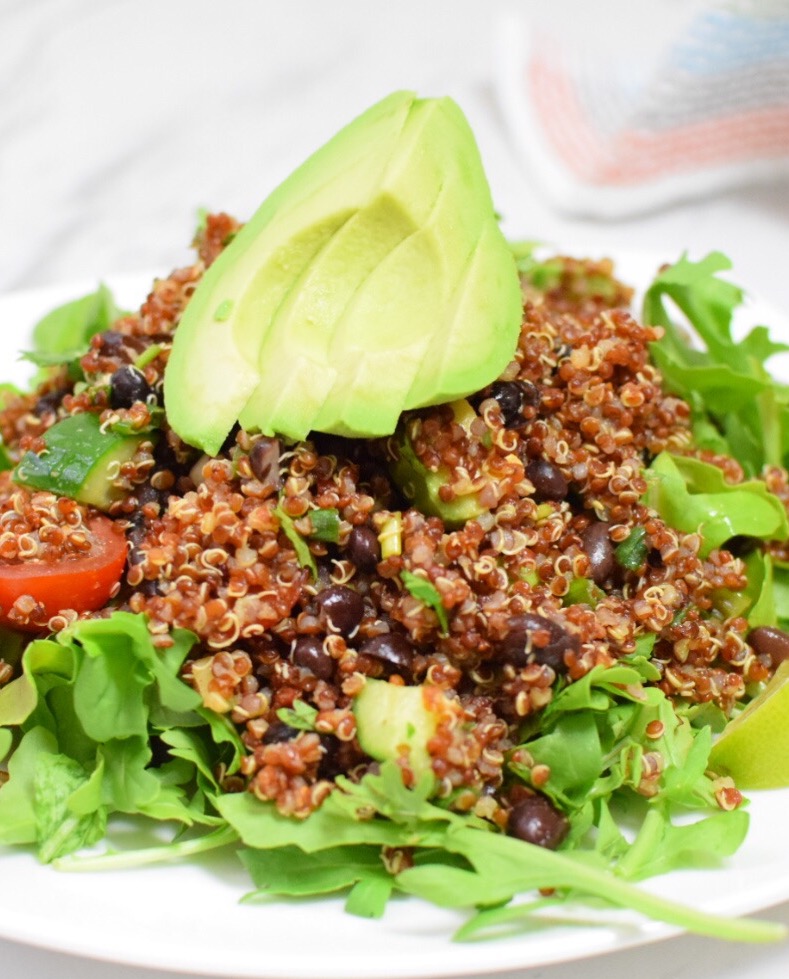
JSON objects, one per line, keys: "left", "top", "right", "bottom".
{"left": 496, "top": 0, "right": 789, "bottom": 216}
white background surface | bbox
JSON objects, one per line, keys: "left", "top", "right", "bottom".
{"left": 1, "top": 1, "right": 788, "bottom": 977}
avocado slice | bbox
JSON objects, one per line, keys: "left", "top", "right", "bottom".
{"left": 164, "top": 91, "right": 522, "bottom": 454}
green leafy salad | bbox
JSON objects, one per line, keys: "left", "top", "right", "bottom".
{"left": 1, "top": 93, "right": 789, "bottom": 949}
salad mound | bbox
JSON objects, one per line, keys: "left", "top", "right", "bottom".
{"left": 0, "top": 216, "right": 788, "bottom": 944}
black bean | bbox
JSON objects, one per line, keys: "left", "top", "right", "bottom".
{"left": 317, "top": 734, "right": 341, "bottom": 779}
{"left": 34, "top": 389, "right": 64, "bottom": 417}
{"left": 498, "top": 613, "right": 578, "bottom": 673}
{"left": 136, "top": 483, "right": 163, "bottom": 507}
{"left": 249, "top": 436, "right": 281, "bottom": 488}
{"left": 137, "top": 578, "right": 162, "bottom": 597}
{"left": 488, "top": 382, "right": 521, "bottom": 428}
{"left": 526, "top": 458, "right": 568, "bottom": 502}
{"left": 581, "top": 521, "right": 614, "bottom": 586}
{"left": 317, "top": 734, "right": 360, "bottom": 780}
{"left": 508, "top": 794, "right": 569, "bottom": 849}
{"left": 359, "top": 632, "right": 416, "bottom": 679}
{"left": 291, "top": 636, "right": 335, "bottom": 681}
{"left": 109, "top": 365, "right": 151, "bottom": 409}
{"left": 489, "top": 381, "right": 542, "bottom": 428}
{"left": 95, "top": 330, "right": 127, "bottom": 356}
{"left": 262, "top": 720, "right": 300, "bottom": 744}
{"left": 126, "top": 513, "right": 147, "bottom": 566}
{"left": 749, "top": 626, "right": 789, "bottom": 668}
{"left": 520, "top": 380, "right": 542, "bottom": 408}
{"left": 317, "top": 585, "right": 364, "bottom": 637}
{"left": 346, "top": 525, "right": 380, "bottom": 572}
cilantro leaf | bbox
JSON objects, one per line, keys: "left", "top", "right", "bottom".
{"left": 275, "top": 505, "right": 317, "bottom": 578}
{"left": 400, "top": 569, "right": 449, "bottom": 634}
{"left": 615, "top": 527, "right": 648, "bottom": 570}
{"left": 276, "top": 699, "right": 318, "bottom": 731}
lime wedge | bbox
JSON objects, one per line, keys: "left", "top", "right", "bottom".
{"left": 709, "top": 660, "right": 789, "bottom": 789}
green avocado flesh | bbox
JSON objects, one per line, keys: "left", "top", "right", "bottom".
{"left": 164, "top": 91, "right": 522, "bottom": 454}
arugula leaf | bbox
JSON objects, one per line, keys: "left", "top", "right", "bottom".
{"left": 644, "top": 253, "right": 789, "bottom": 474}
{"left": 224, "top": 760, "right": 780, "bottom": 943}
{"left": 400, "top": 569, "right": 449, "bottom": 634}
{"left": 240, "top": 844, "right": 388, "bottom": 900}
{"left": 509, "top": 658, "right": 740, "bottom": 893}
{"left": 0, "top": 727, "right": 56, "bottom": 845}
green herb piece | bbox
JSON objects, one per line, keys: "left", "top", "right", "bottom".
{"left": 275, "top": 505, "right": 317, "bottom": 578}
{"left": 400, "top": 569, "right": 449, "bottom": 634}
{"left": 308, "top": 507, "right": 341, "bottom": 543}
{"left": 615, "top": 527, "right": 648, "bottom": 570}
{"left": 214, "top": 300, "right": 234, "bottom": 322}
{"left": 643, "top": 252, "right": 789, "bottom": 475}
{"left": 134, "top": 344, "right": 163, "bottom": 370}
{"left": 644, "top": 452, "right": 788, "bottom": 557}
{"left": 276, "top": 699, "right": 318, "bottom": 731}
{"left": 509, "top": 241, "right": 564, "bottom": 290}
{"left": 194, "top": 206, "right": 209, "bottom": 236}
{"left": 563, "top": 576, "right": 604, "bottom": 608}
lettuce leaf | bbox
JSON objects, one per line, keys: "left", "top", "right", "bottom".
{"left": 0, "top": 611, "right": 236, "bottom": 860}
{"left": 644, "top": 452, "right": 788, "bottom": 557}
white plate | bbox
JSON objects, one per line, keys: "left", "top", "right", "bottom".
{"left": 1, "top": 258, "right": 788, "bottom": 978}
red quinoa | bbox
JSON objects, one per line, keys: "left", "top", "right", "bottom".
{"left": 0, "top": 219, "right": 781, "bottom": 819}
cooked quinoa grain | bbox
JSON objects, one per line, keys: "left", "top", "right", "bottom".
{"left": 0, "top": 219, "right": 781, "bottom": 822}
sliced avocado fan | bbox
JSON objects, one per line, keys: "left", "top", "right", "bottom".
{"left": 164, "top": 90, "right": 522, "bottom": 454}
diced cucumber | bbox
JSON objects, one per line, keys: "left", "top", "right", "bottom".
{"left": 14, "top": 412, "right": 150, "bottom": 511}
{"left": 389, "top": 400, "right": 488, "bottom": 528}
{"left": 353, "top": 677, "right": 439, "bottom": 783}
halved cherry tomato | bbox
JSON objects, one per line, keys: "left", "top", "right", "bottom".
{"left": 0, "top": 515, "right": 128, "bottom": 631}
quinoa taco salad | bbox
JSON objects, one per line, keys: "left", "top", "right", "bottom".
{"left": 1, "top": 92, "right": 788, "bottom": 948}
